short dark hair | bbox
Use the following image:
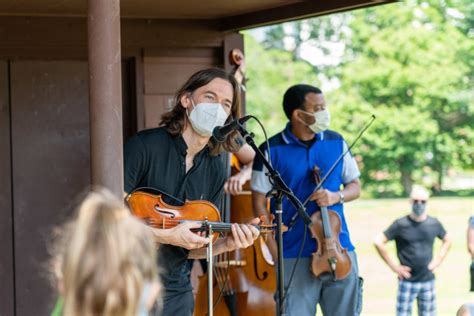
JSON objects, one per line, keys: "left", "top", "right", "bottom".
{"left": 282, "top": 84, "right": 322, "bottom": 119}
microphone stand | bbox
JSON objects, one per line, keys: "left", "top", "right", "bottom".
{"left": 206, "top": 223, "right": 214, "bottom": 316}
{"left": 236, "top": 123, "right": 312, "bottom": 316}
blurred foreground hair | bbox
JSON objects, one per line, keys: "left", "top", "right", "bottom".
{"left": 51, "top": 189, "right": 158, "bottom": 316}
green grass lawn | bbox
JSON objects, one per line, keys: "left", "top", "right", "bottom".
{"left": 343, "top": 197, "right": 474, "bottom": 315}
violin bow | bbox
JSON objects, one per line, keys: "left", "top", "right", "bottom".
{"left": 302, "top": 114, "right": 376, "bottom": 207}
{"left": 286, "top": 115, "right": 376, "bottom": 230}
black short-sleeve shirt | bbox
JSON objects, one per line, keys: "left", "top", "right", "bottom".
{"left": 124, "top": 127, "right": 226, "bottom": 293}
{"left": 384, "top": 215, "right": 447, "bottom": 282}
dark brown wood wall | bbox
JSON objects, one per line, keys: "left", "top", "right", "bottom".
{"left": 10, "top": 61, "right": 91, "bottom": 316}
{"left": 0, "top": 61, "right": 14, "bottom": 316}
{"left": 142, "top": 48, "right": 221, "bottom": 130}
{"left": 0, "top": 17, "right": 223, "bottom": 59}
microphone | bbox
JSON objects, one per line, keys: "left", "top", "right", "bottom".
{"left": 212, "top": 115, "right": 252, "bottom": 143}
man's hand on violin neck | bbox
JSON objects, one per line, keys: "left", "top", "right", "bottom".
{"left": 309, "top": 189, "right": 340, "bottom": 207}
{"left": 161, "top": 222, "right": 210, "bottom": 250}
{"left": 225, "top": 218, "right": 260, "bottom": 252}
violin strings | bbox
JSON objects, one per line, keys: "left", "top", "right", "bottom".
{"left": 141, "top": 217, "right": 273, "bottom": 230}
{"left": 145, "top": 219, "right": 233, "bottom": 226}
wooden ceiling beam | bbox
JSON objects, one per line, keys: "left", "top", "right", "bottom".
{"left": 219, "top": 0, "right": 397, "bottom": 31}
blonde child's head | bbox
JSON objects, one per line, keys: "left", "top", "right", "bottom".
{"left": 52, "top": 189, "right": 160, "bottom": 316}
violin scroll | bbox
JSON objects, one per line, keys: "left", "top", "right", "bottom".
{"left": 229, "top": 48, "right": 247, "bottom": 91}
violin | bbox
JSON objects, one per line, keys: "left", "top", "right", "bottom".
{"left": 126, "top": 190, "right": 274, "bottom": 244}
{"left": 309, "top": 166, "right": 352, "bottom": 280}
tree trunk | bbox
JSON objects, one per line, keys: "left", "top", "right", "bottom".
{"left": 400, "top": 168, "right": 413, "bottom": 196}
{"left": 436, "top": 163, "right": 444, "bottom": 192}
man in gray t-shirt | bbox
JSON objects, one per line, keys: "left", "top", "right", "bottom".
{"left": 374, "top": 186, "right": 451, "bottom": 316}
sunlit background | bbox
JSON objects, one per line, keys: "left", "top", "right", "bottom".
{"left": 243, "top": 0, "right": 473, "bottom": 314}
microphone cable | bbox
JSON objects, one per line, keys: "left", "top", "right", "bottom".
{"left": 243, "top": 115, "right": 308, "bottom": 308}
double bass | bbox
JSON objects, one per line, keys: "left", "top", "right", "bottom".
{"left": 193, "top": 156, "right": 276, "bottom": 316}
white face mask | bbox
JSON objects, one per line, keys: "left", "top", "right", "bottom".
{"left": 188, "top": 99, "right": 229, "bottom": 137}
{"left": 300, "top": 109, "right": 331, "bottom": 133}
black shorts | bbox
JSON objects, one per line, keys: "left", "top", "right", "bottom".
{"left": 152, "top": 290, "right": 194, "bottom": 316}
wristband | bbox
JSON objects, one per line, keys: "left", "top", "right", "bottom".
{"left": 338, "top": 191, "right": 345, "bottom": 204}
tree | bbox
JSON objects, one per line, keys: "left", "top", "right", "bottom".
{"left": 242, "top": 35, "right": 319, "bottom": 145}
{"left": 262, "top": 14, "right": 351, "bottom": 79}
{"left": 252, "top": 0, "right": 473, "bottom": 196}
{"left": 335, "top": 0, "right": 474, "bottom": 194}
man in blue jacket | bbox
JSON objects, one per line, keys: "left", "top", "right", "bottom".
{"left": 251, "top": 84, "right": 363, "bottom": 315}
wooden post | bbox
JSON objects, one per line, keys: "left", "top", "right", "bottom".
{"left": 87, "top": 0, "right": 123, "bottom": 197}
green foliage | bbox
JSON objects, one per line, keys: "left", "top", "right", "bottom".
{"left": 242, "top": 35, "right": 319, "bottom": 145}
{"left": 262, "top": 14, "right": 351, "bottom": 77}
{"left": 337, "top": 0, "right": 474, "bottom": 195}
{"left": 244, "top": 0, "right": 473, "bottom": 197}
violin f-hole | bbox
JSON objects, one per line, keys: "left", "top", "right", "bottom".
{"left": 154, "top": 205, "right": 178, "bottom": 218}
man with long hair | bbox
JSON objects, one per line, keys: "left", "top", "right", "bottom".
{"left": 124, "top": 68, "right": 259, "bottom": 316}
